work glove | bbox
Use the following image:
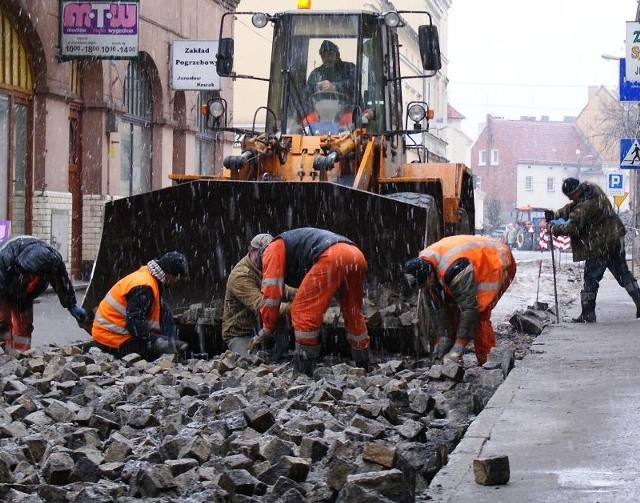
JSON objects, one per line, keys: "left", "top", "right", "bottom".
{"left": 248, "top": 329, "right": 267, "bottom": 353}
{"left": 544, "top": 210, "right": 555, "bottom": 221}
{"left": 69, "top": 305, "right": 89, "bottom": 324}
{"left": 443, "top": 342, "right": 466, "bottom": 366}
{"left": 433, "top": 335, "right": 454, "bottom": 359}
{"left": 150, "top": 334, "right": 177, "bottom": 355}
{"left": 549, "top": 218, "right": 568, "bottom": 226}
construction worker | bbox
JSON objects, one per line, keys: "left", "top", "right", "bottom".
{"left": 403, "top": 235, "right": 517, "bottom": 366}
{"left": 92, "top": 251, "right": 189, "bottom": 360}
{"left": 222, "top": 233, "right": 296, "bottom": 359}
{"left": 0, "top": 236, "right": 88, "bottom": 353}
{"left": 547, "top": 177, "right": 640, "bottom": 322}
{"left": 258, "top": 227, "right": 369, "bottom": 376}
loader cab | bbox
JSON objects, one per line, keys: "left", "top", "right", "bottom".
{"left": 215, "top": 9, "right": 441, "bottom": 142}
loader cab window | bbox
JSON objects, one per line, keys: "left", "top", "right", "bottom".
{"left": 271, "top": 13, "right": 385, "bottom": 136}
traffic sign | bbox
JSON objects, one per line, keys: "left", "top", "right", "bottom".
{"left": 619, "top": 59, "right": 640, "bottom": 101}
{"left": 607, "top": 172, "right": 625, "bottom": 195}
{"left": 614, "top": 193, "right": 628, "bottom": 209}
{"left": 620, "top": 139, "right": 640, "bottom": 169}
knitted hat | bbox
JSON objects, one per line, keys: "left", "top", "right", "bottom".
{"left": 320, "top": 40, "right": 339, "bottom": 55}
{"left": 562, "top": 177, "right": 580, "bottom": 197}
{"left": 156, "top": 251, "right": 189, "bottom": 278}
{"left": 250, "top": 233, "right": 273, "bottom": 249}
{"left": 403, "top": 257, "right": 433, "bottom": 289}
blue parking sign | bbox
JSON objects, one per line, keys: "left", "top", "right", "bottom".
{"left": 607, "top": 172, "right": 625, "bottom": 195}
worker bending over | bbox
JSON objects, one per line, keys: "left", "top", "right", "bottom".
{"left": 0, "top": 236, "right": 88, "bottom": 353}
{"left": 222, "top": 233, "right": 296, "bottom": 359}
{"left": 258, "top": 227, "right": 369, "bottom": 376}
{"left": 92, "top": 251, "right": 189, "bottom": 360}
{"left": 403, "top": 235, "right": 516, "bottom": 366}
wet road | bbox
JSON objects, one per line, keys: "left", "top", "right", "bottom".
{"left": 32, "top": 289, "right": 91, "bottom": 349}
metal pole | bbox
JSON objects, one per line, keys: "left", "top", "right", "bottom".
{"left": 549, "top": 232, "right": 560, "bottom": 323}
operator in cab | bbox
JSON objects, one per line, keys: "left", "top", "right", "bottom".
{"left": 303, "top": 40, "right": 357, "bottom": 127}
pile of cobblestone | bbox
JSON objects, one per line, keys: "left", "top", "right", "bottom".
{"left": 0, "top": 343, "right": 514, "bottom": 502}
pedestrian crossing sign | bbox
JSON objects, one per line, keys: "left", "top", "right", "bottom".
{"left": 620, "top": 139, "right": 640, "bottom": 169}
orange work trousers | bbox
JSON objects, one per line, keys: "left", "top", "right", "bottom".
{"left": 450, "top": 258, "right": 516, "bottom": 365}
{"left": 0, "top": 299, "right": 34, "bottom": 352}
{"left": 291, "top": 242, "right": 369, "bottom": 350}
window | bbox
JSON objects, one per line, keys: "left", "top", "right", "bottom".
{"left": 525, "top": 176, "right": 533, "bottom": 191}
{"left": 196, "top": 91, "right": 219, "bottom": 175}
{"left": 474, "top": 175, "right": 481, "bottom": 190}
{"left": 121, "top": 59, "right": 153, "bottom": 196}
{"left": 490, "top": 149, "right": 499, "bottom": 166}
{"left": 547, "top": 177, "right": 555, "bottom": 191}
{"left": 478, "top": 150, "right": 487, "bottom": 166}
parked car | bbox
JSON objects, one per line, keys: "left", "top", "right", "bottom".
{"left": 490, "top": 225, "right": 508, "bottom": 242}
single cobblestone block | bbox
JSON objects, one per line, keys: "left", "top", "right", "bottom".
{"left": 473, "top": 455, "right": 510, "bottom": 485}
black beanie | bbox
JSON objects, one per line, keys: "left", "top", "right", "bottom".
{"left": 562, "top": 177, "right": 580, "bottom": 196}
{"left": 156, "top": 251, "right": 189, "bottom": 278}
{"left": 403, "top": 257, "right": 433, "bottom": 288}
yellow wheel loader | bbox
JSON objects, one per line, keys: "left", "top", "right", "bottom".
{"left": 83, "top": 8, "right": 474, "bottom": 357}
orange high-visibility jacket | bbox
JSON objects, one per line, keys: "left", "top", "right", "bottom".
{"left": 92, "top": 266, "right": 161, "bottom": 348}
{"left": 420, "top": 235, "right": 514, "bottom": 312}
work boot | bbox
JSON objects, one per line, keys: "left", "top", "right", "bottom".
{"left": 351, "top": 347, "right": 370, "bottom": 373}
{"left": 625, "top": 281, "right": 640, "bottom": 318}
{"left": 292, "top": 353, "right": 316, "bottom": 377}
{"left": 572, "top": 291, "right": 596, "bottom": 323}
{"left": 292, "top": 342, "right": 320, "bottom": 378}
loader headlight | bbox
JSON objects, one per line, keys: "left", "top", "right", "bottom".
{"left": 408, "top": 103, "right": 427, "bottom": 123}
{"left": 382, "top": 12, "right": 401, "bottom": 28}
{"left": 252, "top": 13, "right": 269, "bottom": 28}
{"left": 209, "top": 100, "right": 225, "bottom": 119}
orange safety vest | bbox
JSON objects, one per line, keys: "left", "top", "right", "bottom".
{"left": 420, "top": 235, "right": 515, "bottom": 312}
{"left": 92, "top": 266, "right": 161, "bottom": 348}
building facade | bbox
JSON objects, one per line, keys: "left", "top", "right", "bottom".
{"left": 0, "top": 0, "right": 238, "bottom": 278}
{"left": 471, "top": 115, "right": 600, "bottom": 228}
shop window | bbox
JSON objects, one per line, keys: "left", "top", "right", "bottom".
{"left": 0, "top": 8, "right": 34, "bottom": 233}
{"left": 121, "top": 60, "right": 152, "bottom": 196}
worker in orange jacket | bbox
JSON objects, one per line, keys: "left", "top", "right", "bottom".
{"left": 258, "top": 227, "right": 369, "bottom": 376}
{"left": 403, "top": 235, "right": 516, "bottom": 366}
{"left": 92, "top": 251, "right": 189, "bottom": 360}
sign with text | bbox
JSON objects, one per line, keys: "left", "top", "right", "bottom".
{"left": 619, "top": 58, "right": 640, "bottom": 101}
{"left": 627, "top": 21, "right": 640, "bottom": 82}
{"left": 172, "top": 40, "right": 220, "bottom": 90}
{"left": 59, "top": 1, "right": 139, "bottom": 60}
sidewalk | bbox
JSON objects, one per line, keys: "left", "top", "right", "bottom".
{"left": 427, "top": 272, "right": 640, "bottom": 502}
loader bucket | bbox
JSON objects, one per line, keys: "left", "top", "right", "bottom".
{"left": 83, "top": 180, "right": 437, "bottom": 313}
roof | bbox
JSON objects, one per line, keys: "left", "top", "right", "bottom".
{"left": 485, "top": 117, "right": 599, "bottom": 166}
{"left": 447, "top": 103, "right": 465, "bottom": 120}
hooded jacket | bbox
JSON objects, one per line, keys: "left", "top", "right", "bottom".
{"left": 552, "top": 181, "right": 626, "bottom": 262}
{"left": 0, "top": 236, "right": 76, "bottom": 311}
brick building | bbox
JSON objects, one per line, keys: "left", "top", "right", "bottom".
{"left": 471, "top": 115, "right": 600, "bottom": 228}
{"left": 0, "top": 0, "right": 238, "bottom": 277}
